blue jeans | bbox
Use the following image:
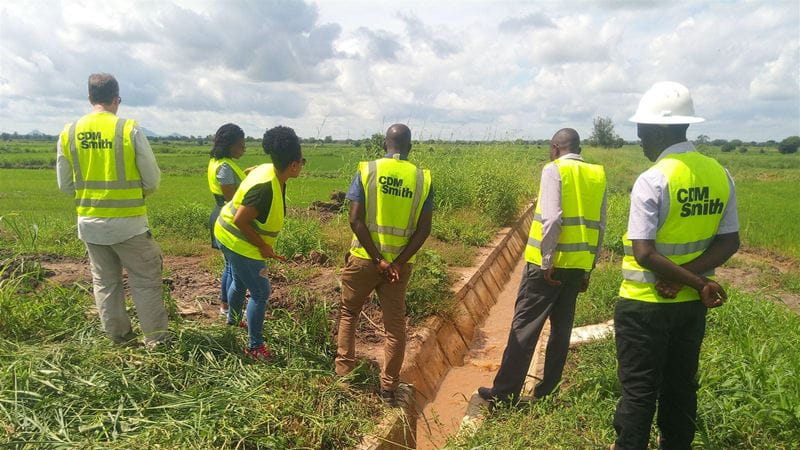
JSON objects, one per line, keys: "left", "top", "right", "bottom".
{"left": 220, "top": 254, "right": 233, "bottom": 304}
{"left": 220, "top": 244, "right": 271, "bottom": 349}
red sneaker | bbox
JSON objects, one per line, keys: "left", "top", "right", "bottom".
{"left": 244, "top": 345, "right": 272, "bottom": 362}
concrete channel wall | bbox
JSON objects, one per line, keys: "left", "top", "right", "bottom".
{"left": 358, "top": 202, "right": 535, "bottom": 450}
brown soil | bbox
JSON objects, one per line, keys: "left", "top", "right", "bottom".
{"left": 716, "top": 247, "right": 800, "bottom": 314}
{"left": 36, "top": 252, "right": 407, "bottom": 365}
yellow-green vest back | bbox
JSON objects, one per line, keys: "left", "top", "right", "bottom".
{"left": 525, "top": 158, "right": 606, "bottom": 270}
{"left": 59, "top": 111, "right": 145, "bottom": 217}
{"left": 214, "top": 163, "right": 285, "bottom": 260}
{"left": 350, "top": 157, "right": 432, "bottom": 263}
{"left": 207, "top": 158, "right": 246, "bottom": 195}
{"left": 619, "top": 151, "right": 730, "bottom": 302}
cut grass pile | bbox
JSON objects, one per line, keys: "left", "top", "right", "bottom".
{"left": 0, "top": 259, "right": 382, "bottom": 448}
{"left": 450, "top": 289, "right": 800, "bottom": 449}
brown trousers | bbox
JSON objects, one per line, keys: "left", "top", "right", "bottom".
{"left": 335, "top": 256, "right": 413, "bottom": 391}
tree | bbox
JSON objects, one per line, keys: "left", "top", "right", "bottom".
{"left": 590, "top": 116, "right": 621, "bottom": 148}
{"left": 778, "top": 136, "right": 800, "bottom": 154}
{"left": 721, "top": 142, "right": 736, "bottom": 153}
{"left": 324, "top": 135, "right": 333, "bottom": 143}
{"left": 695, "top": 134, "right": 710, "bottom": 145}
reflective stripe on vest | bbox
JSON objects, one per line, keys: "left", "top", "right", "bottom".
{"left": 207, "top": 158, "right": 246, "bottom": 196}
{"left": 213, "top": 163, "right": 284, "bottom": 260}
{"left": 60, "top": 113, "right": 145, "bottom": 218}
{"left": 349, "top": 158, "right": 432, "bottom": 263}
{"left": 619, "top": 151, "right": 731, "bottom": 303}
{"left": 525, "top": 158, "right": 606, "bottom": 270}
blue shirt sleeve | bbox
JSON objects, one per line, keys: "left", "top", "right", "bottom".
{"left": 346, "top": 171, "right": 365, "bottom": 203}
{"left": 422, "top": 184, "right": 434, "bottom": 212}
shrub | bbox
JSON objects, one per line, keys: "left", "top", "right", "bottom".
{"left": 738, "top": 146, "right": 748, "bottom": 153}
{"left": 778, "top": 136, "right": 800, "bottom": 154}
{"left": 405, "top": 250, "right": 452, "bottom": 320}
{"left": 432, "top": 209, "right": 494, "bottom": 246}
{"left": 276, "top": 216, "right": 328, "bottom": 259}
{"left": 720, "top": 143, "right": 736, "bottom": 153}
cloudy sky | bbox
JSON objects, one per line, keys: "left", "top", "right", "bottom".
{"left": 1, "top": 0, "right": 798, "bottom": 141}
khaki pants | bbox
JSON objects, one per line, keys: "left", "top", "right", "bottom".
{"left": 84, "top": 231, "right": 169, "bottom": 345}
{"left": 335, "top": 256, "right": 413, "bottom": 391}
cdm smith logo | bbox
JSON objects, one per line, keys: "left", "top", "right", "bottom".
{"left": 77, "top": 131, "right": 113, "bottom": 149}
{"left": 379, "top": 176, "right": 413, "bottom": 199}
{"left": 677, "top": 186, "right": 724, "bottom": 217}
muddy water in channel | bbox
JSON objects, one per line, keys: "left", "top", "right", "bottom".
{"left": 417, "top": 258, "right": 526, "bottom": 449}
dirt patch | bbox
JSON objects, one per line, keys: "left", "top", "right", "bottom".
{"left": 717, "top": 248, "right": 800, "bottom": 314}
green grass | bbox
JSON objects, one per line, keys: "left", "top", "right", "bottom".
{"left": 451, "top": 289, "right": 800, "bottom": 449}
{"left": 0, "top": 259, "right": 383, "bottom": 448}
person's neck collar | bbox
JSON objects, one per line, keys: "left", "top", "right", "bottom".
{"left": 656, "top": 140, "right": 694, "bottom": 161}
{"left": 385, "top": 152, "right": 408, "bottom": 160}
{"left": 556, "top": 152, "right": 582, "bottom": 160}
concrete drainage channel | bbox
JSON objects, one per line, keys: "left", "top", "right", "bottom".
{"left": 357, "top": 203, "right": 615, "bottom": 449}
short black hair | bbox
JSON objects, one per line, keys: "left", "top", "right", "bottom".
{"left": 262, "top": 126, "right": 302, "bottom": 171}
{"left": 88, "top": 73, "right": 119, "bottom": 104}
{"left": 210, "top": 123, "right": 245, "bottom": 159}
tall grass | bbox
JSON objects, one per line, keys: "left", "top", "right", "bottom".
{"left": 406, "top": 250, "right": 453, "bottom": 321}
{"left": 451, "top": 289, "right": 800, "bottom": 448}
{"left": 0, "top": 261, "right": 382, "bottom": 447}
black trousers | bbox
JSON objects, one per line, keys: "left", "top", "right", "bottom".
{"left": 613, "top": 298, "right": 707, "bottom": 450}
{"left": 491, "top": 263, "right": 585, "bottom": 400}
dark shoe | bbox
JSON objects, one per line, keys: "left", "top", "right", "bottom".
{"left": 380, "top": 389, "right": 397, "bottom": 407}
{"left": 477, "top": 386, "right": 495, "bottom": 401}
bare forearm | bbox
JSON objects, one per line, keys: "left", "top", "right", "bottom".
{"left": 234, "top": 219, "right": 267, "bottom": 250}
{"left": 350, "top": 219, "right": 383, "bottom": 262}
{"left": 682, "top": 233, "right": 740, "bottom": 275}
{"left": 394, "top": 228, "right": 430, "bottom": 265}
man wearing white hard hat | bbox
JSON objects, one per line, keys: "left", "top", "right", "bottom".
{"left": 612, "top": 82, "right": 740, "bottom": 449}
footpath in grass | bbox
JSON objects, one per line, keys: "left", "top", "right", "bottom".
{"left": 449, "top": 288, "right": 800, "bottom": 449}
{"left": 0, "top": 260, "right": 384, "bottom": 448}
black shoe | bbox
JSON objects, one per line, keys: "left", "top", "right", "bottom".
{"left": 379, "top": 389, "right": 397, "bottom": 407}
{"left": 477, "top": 386, "right": 495, "bottom": 401}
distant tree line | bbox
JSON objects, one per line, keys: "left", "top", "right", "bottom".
{"left": 1, "top": 129, "right": 798, "bottom": 154}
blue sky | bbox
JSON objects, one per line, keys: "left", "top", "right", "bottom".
{"left": 0, "top": 0, "right": 798, "bottom": 141}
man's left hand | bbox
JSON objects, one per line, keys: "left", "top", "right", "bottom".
{"left": 543, "top": 267, "right": 561, "bottom": 287}
{"left": 655, "top": 279, "right": 682, "bottom": 298}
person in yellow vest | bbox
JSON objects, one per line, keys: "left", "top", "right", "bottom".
{"left": 207, "top": 123, "right": 247, "bottom": 316}
{"left": 335, "top": 124, "right": 433, "bottom": 405}
{"left": 478, "top": 128, "right": 607, "bottom": 405}
{"left": 56, "top": 73, "right": 169, "bottom": 347}
{"left": 214, "top": 125, "right": 305, "bottom": 362}
{"left": 612, "top": 82, "right": 740, "bottom": 450}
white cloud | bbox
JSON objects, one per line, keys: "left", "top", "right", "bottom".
{"left": 0, "top": 0, "right": 797, "bottom": 141}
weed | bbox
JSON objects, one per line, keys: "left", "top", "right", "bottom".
{"left": 406, "top": 250, "right": 453, "bottom": 320}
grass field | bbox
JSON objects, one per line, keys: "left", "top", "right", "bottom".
{"left": 1, "top": 138, "right": 799, "bottom": 447}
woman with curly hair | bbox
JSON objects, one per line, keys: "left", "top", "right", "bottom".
{"left": 207, "top": 123, "right": 247, "bottom": 316}
{"left": 213, "top": 125, "right": 306, "bottom": 361}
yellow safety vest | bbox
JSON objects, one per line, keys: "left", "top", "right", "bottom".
{"left": 619, "top": 151, "right": 730, "bottom": 302}
{"left": 207, "top": 158, "right": 246, "bottom": 195}
{"left": 214, "top": 164, "right": 285, "bottom": 260}
{"left": 525, "top": 158, "right": 606, "bottom": 270}
{"left": 59, "top": 111, "right": 145, "bottom": 217}
{"left": 350, "top": 157, "right": 432, "bottom": 263}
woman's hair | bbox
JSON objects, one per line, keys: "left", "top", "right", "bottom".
{"left": 210, "top": 123, "right": 245, "bottom": 159}
{"left": 262, "top": 125, "right": 302, "bottom": 171}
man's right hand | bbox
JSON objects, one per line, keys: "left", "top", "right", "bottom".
{"left": 543, "top": 266, "right": 561, "bottom": 287}
{"left": 377, "top": 259, "right": 400, "bottom": 283}
{"left": 699, "top": 280, "right": 726, "bottom": 308}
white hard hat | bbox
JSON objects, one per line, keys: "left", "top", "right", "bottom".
{"left": 629, "top": 81, "right": 704, "bottom": 124}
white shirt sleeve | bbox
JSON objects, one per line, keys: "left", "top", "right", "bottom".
{"left": 55, "top": 133, "right": 75, "bottom": 195}
{"left": 716, "top": 169, "right": 740, "bottom": 234}
{"left": 627, "top": 169, "right": 665, "bottom": 240}
{"left": 539, "top": 163, "right": 562, "bottom": 269}
{"left": 132, "top": 126, "right": 161, "bottom": 196}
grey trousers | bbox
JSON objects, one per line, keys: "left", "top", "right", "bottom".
{"left": 491, "top": 263, "right": 585, "bottom": 399}
{"left": 84, "top": 231, "right": 169, "bottom": 345}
